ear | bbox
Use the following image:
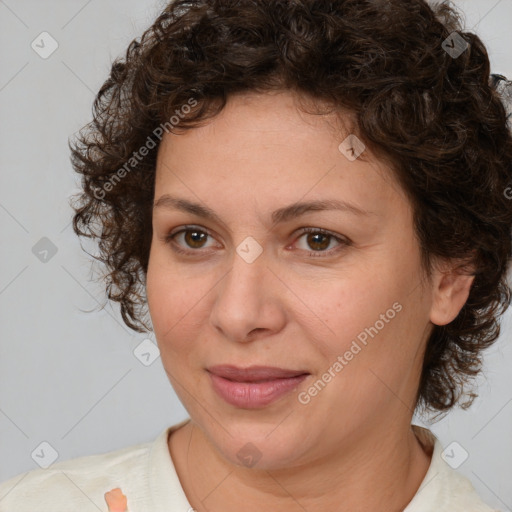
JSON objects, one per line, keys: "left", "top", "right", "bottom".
{"left": 429, "top": 259, "right": 475, "bottom": 326}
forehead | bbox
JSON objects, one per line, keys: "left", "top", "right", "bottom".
{"left": 157, "top": 91, "right": 369, "bottom": 170}
{"left": 190, "top": 91, "right": 355, "bottom": 142}
{"left": 154, "top": 90, "right": 407, "bottom": 216}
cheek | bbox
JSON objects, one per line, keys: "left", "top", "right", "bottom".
{"left": 146, "top": 254, "right": 187, "bottom": 342}
{"left": 312, "top": 255, "right": 425, "bottom": 371}
{"left": 146, "top": 252, "right": 215, "bottom": 355}
{"left": 146, "top": 272, "right": 197, "bottom": 381}
{"left": 332, "top": 291, "right": 428, "bottom": 407}
{"left": 312, "top": 270, "right": 397, "bottom": 340}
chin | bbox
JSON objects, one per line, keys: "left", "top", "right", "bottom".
{"left": 197, "top": 415, "right": 313, "bottom": 470}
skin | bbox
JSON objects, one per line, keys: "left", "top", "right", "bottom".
{"left": 145, "top": 90, "right": 474, "bottom": 512}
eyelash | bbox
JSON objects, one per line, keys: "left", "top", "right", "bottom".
{"left": 164, "top": 225, "right": 350, "bottom": 258}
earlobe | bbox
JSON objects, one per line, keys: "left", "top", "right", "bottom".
{"left": 429, "top": 264, "right": 475, "bottom": 326}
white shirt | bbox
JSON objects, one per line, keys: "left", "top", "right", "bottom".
{"left": 0, "top": 419, "right": 498, "bottom": 511}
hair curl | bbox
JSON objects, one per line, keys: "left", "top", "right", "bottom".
{"left": 69, "top": 0, "right": 512, "bottom": 415}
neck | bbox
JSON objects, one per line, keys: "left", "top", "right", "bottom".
{"left": 168, "top": 418, "right": 432, "bottom": 512}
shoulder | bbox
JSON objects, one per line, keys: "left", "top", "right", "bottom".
{"left": 0, "top": 436, "right": 153, "bottom": 512}
{"left": 432, "top": 468, "right": 500, "bottom": 512}
{"left": 406, "top": 425, "right": 501, "bottom": 512}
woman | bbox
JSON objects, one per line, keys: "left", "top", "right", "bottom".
{"left": 1, "top": 0, "right": 511, "bottom": 510}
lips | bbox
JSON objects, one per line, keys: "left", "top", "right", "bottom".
{"left": 207, "top": 365, "right": 309, "bottom": 408}
{"left": 207, "top": 365, "right": 309, "bottom": 382}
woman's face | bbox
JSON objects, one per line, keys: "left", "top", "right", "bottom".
{"left": 146, "top": 90, "right": 436, "bottom": 469}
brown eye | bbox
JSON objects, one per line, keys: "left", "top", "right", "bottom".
{"left": 165, "top": 226, "right": 216, "bottom": 253}
{"left": 294, "top": 228, "right": 349, "bottom": 257}
{"left": 304, "top": 232, "right": 331, "bottom": 251}
{"left": 183, "top": 229, "right": 208, "bottom": 248}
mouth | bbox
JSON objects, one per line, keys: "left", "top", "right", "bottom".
{"left": 206, "top": 365, "right": 310, "bottom": 408}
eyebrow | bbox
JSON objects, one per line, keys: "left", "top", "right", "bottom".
{"left": 153, "top": 194, "right": 375, "bottom": 226}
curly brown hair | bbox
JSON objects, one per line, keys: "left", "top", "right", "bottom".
{"left": 69, "top": 0, "right": 512, "bottom": 415}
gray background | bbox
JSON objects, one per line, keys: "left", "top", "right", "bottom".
{"left": 0, "top": 0, "right": 511, "bottom": 509}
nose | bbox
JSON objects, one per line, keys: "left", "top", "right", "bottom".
{"left": 209, "top": 248, "right": 287, "bottom": 343}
